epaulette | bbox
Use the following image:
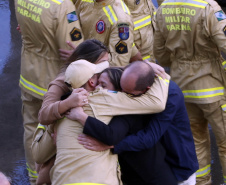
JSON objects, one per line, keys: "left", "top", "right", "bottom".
{"left": 204, "top": 0, "right": 222, "bottom": 12}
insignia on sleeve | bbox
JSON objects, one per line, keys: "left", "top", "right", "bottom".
{"left": 118, "top": 23, "right": 129, "bottom": 40}
{"left": 223, "top": 25, "right": 226, "bottom": 36}
{"left": 70, "top": 27, "right": 82, "bottom": 41}
{"left": 215, "top": 10, "right": 226, "bottom": 21}
{"left": 67, "top": 11, "right": 78, "bottom": 23}
{"left": 96, "top": 20, "right": 105, "bottom": 34}
{"left": 115, "top": 41, "right": 128, "bottom": 54}
{"left": 135, "top": 0, "right": 140, "bottom": 5}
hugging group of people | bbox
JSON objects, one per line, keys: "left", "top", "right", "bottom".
{"left": 32, "top": 39, "right": 199, "bottom": 185}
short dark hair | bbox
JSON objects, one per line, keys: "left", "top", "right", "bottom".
{"left": 125, "top": 61, "right": 155, "bottom": 91}
{"left": 60, "top": 39, "right": 110, "bottom": 73}
{"left": 102, "top": 67, "right": 124, "bottom": 91}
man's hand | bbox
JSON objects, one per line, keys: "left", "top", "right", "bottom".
{"left": 144, "top": 60, "right": 166, "bottom": 79}
{"left": 65, "top": 107, "right": 88, "bottom": 125}
{"left": 78, "top": 134, "right": 113, "bottom": 151}
{"left": 59, "top": 41, "right": 77, "bottom": 61}
{"left": 67, "top": 88, "right": 88, "bottom": 108}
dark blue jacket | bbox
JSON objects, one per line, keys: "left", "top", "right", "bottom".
{"left": 84, "top": 81, "right": 198, "bottom": 182}
{"left": 113, "top": 81, "right": 199, "bottom": 181}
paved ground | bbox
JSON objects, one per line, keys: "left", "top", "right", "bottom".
{"left": 0, "top": 0, "right": 225, "bottom": 185}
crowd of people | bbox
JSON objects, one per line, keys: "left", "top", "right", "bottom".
{"left": 12, "top": 0, "right": 226, "bottom": 184}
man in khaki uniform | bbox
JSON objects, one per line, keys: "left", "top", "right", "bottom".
{"left": 14, "top": 0, "right": 83, "bottom": 184}
{"left": 76, "top": 0, "right": 142, "bottom": 67}
{"left": 50, "top": 60, "right": 170, "bottom": 185}
{"left": 124, "top": 0, "right": 157, "bottom": 63}
{"left": 154, "top": 0, "right": 226, "bottom": 184}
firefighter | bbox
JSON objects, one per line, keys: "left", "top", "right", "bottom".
{"left": 77, "top": 0, "right": 142, "bottom": 67}
{"left": 124, "top": 0, "right": 156, "bottom": 63}
{"left": 154, "top": 0, "right": 226, "bottom": 184}
{"left": 14, "top": 0, "right": 83, "bottom": 184}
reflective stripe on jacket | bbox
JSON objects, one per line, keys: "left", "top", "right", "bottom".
{"left": 15, "top": 0, "right": 83, "bottom": 99}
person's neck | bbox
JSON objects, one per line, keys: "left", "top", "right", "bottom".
{"left": 84, "top": 84, "right": 94, "bottom": 92}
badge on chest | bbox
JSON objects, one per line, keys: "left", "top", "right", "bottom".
{"left": 96, "top": 20, "right": 105, "bottom": 34}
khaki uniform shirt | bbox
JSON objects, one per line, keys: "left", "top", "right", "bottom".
{"left": 15, "top": 0, "right": 83, "bottom": 99}
{"left": 154, "top": 0, "right": 226, "bottom": 104}
{"left": 124, "top": 0, "right": 156, "bottom": 62}
{"left": 77, "top": 0, "right": 138, "bottom": 66}
{"left": 50, "top": 75, "right": 170, "bottom": 185}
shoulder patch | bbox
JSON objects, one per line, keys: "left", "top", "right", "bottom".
{"left": 70, "top": 27, "right": 82, "bottom": 41}
{"left": 96, "top": 20, "right": 105, "bottom": 34}
{"left": 215, "top": 10, "right": 226, "bottom": 21}
{"left": 118, "top": 23, "right": 129, "bottom": 40}
{"left": 223, "top": 25, "right": 226, "bottom": 36}
{"left": 67, "top": 11, "right": 78, "bottom": 23}
{"left": 115, "top": 41, "right": 128, "bottom": 54}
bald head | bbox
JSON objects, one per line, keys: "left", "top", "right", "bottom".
{"left": 120, "top": 61, "right": 155, "bottom": 95}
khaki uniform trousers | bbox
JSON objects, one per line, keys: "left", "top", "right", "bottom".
{"left": 186, "top": 98, "right": 226, "bottom": 185}
{"left": 21, "top": 90, "right": 43, "bottom": 185}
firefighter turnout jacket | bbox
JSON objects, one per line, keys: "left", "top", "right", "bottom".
{"left": 154, "top": 0, "right": 226, "bottom": 104}
{"left": 77, "top": 0, "right": 138, "bottom": 67}
{"left": 124, "top": 0, "right": 156, "bottom": 63}
{"left": 15, "top": 0, "right": 83, "bottom": 100}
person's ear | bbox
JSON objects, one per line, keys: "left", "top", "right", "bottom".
{"left": 88, "top": 78, "right": 95, "bottom": 88}
{"left": 144, "top": 86, "right": 150, "bottom": 93}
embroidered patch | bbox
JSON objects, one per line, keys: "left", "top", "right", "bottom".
{"left": 223, "top": 25, "right": 226, "bottom": 36}
{"left": 135, "top": 0, "right": 140, "bottom": 5}
{"left": 118, "top": 23, "right": 129, "bottom": 40}
{"left": 96, "top": 20, "right": 105, "bottom": 34}
{"left": 215, "top": 10, "right": 226, "bottom": 21}
{"left": 70, "top": 27, "right": 82, "bottom": 41}
{"left": 115, "top": 41, "right": 128, "bottom": 54}
{"left": 67, "top": 11, "right": 78, "bottom": 23}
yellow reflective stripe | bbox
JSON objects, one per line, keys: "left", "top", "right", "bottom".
{"left": 26, "top": 163, "right": 38, "bottom": 178}
{"left": 142, "top": 55, "right": 151, "bottom": 61}
{"left": 37, "top": 123, "right": 46, "bottom": 131}
{"left": 64, "top": 183, "right": 105, "bottom": 185}
{"left": 221, "top": 104, "right": 226, "bottom": 112}
{"left": 134, "top": 15, "right": 152, "bottom": 30}
{"left": 153, "top": 11, "right": 156, "bottom": 15}
{"left": 132, "top": 43, "right": 135, "bottom": 47}
{"left": 183, "top": 87, "right": 224, "bottom": 99}
{"left": 103, "top": 5, "right": 118, "bottom": 25}
{"left": 162, "top": 0, "right": 208, "bottom": 9}
{"left": 224, "top": 175, "right": 226, "bottom": 183}
{"left": 222, "top": 61, "right": 226, "bottom": 70}
{"left": 51, "top": 0, "right": 64, "bottom": 4}
{"left": 158, "top": 76, "right": 169, "bottom": 86}
{"left": 120, "top": 0, "right": 130, "bottom": 15}
{"left": 196, "top": 164, "right": 211, "bottom": 177}
{"left": 20, "top": 75, "right": 47, "bottom": 96}
{"left": 81, "top": 0, "right": 93, "bottom": 2}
